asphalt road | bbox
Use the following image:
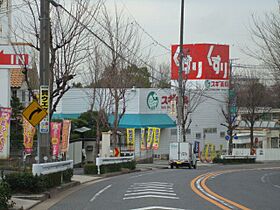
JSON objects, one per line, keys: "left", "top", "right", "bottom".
{"left": 48, "top": 163, "right": 280, "bottom": 210}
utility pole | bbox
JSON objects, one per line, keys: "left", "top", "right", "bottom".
{"left": 38, "top": 0, "right": 50, "bottom": 163}
{"left": 177, "top": 0, "right": 185, "bottom": 159}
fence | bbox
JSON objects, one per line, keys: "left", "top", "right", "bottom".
{"left": 232, "top": 148, "right": 280, "bottom": 161}
{"left": 96, "top": 156, "right": 134, "bottom": 175}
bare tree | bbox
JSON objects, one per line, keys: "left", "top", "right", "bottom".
{"left": 220, "top": 90, "right": 238, "bottom": 155}
{"left": 236, "top": 71, "right": 270, "bottom": 154}
{"left": 181, "top": 83, "right": 205, "bottom": 142}
{"left": 99, "top": 5, "right": 142, "bottom": 148}
{"left": 14, "top": 0, "right": 103, "bottom": 118}
{"left": 83, "top": 43, "right": 112, "bottom": 161}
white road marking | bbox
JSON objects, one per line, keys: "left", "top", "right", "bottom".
{"left": 261, "top": 174, "right": 268, "bottom": 183}
{"left": 124, "top": 182, "right": 178, "bottom": 200}
{"left": 90, "top": 185, "right": 111, "bottom": 202}
{"left": 126, "top": 189, "right": 174, "bottom": 193}
{"left": 133, "top": 183, "right": 173, "bottom": 187}
{"left": 125, "top": 191, "right": 177, "bottom": 196}
{"left": 123, "top": 195, "right": 179, "bottom": 200}
{"left": 130, "top": 206, "right": 187, "bottom": 210}
{"left": 129, "top": 172, "right": 155, "bottom": 179}
{"left": 129, "top": 186, "right": 173, "bottom": 190}
{"left": 274, "top": 185, "right": 280, "bottom": 189}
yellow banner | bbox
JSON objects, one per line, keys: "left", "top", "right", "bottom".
{"left": 140, "top": 128, "right": 146, "bottom": 150}
{"left": 146, "top": 127, "right": 154, "bottom": 149}
{"left": 152, "top": 128, "right": 161, "bottom": 150}
{"left": 126, "top": 128, "right": 135, "bottom": 151}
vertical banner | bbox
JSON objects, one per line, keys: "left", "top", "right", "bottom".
{"left": 140, "top": 128, "right": 146, "bottom": 151}
{"left": 50, "top": 122, "right": 62, "bottom": 157}
{"left": 126, "top": 128, "right": 135, "bottom": 151}
{"left": 39, "top": 86, "right": 49, "bottom": 133}
{"left": 0, "top": 107, "right": 12, "bottom": 158}
{"left": 152, "top": 128, "right": 161, "bottom": 150}
{"left": 146, "top": 127, "right": 154, "bottom": 150}
{"left": 61, "top": 120, "right": 71, "bottom": 153}
{"left": 194, "top": 141, "right": 200, "bottom": 154}
{"left": 23, "top": 118, "right": 36, "bottom": 154}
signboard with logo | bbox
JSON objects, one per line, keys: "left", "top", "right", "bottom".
{"left": 146, "top": 91, "right": 159, "bottom": 110}
{"left": 171, "top": 43, "right": 229, "bottom": 81}
{"left": 0, "top": 45, "right": 31, "bottom": 69}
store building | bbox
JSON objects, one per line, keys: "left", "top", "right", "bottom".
{"left": 54, "top": 87, "right": 228, "bottom": 159}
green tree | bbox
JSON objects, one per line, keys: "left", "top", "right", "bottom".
{"left": 123, "top": 65, "right": 151, "bottom": 88}
{"left": 10, "top": 96, "right": 24, "bottom": 152}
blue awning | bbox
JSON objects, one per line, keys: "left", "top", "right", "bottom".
{"left": 108, "top": 114, "right": 176, "bottom": 128}
{"left": 52, "top": 113, "right": 81, "bottom": 119}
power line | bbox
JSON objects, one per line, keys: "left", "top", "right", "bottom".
{"left": 119, "top": 0, "right": 171, "bottom": 53}
{"left": 50, "top": 0, "right": 173, "bottom": 87}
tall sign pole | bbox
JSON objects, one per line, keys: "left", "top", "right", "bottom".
{"left": 38, "top": 0, "right": 50, "bottom": 163}
{"left": 177, "top": 0, "right": 185, "bottom": 159}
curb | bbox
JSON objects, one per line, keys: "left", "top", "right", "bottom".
{"left": 11, "top": 181, "right": 81, "bottom": 210}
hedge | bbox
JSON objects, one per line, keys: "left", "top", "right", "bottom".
{"left": 213, "top": 157, "right": 256, "bottom": 164}
{"left": 84, "top": 161, "right": 136, "bottom": 175}
{"left": 4, "top": 169, "right": 73, "bottom": 194}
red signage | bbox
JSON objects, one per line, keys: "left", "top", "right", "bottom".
{"left": 0, "top": 50, "right": 29, "bottom": 66}
{"left": 171, "top": 43, "right": 229, "bottom": 80}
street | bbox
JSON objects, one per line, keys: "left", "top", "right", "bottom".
{"left": 41, "top": 163, "right": 280, "bottom": 210}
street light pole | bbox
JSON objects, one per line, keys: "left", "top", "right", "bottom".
{"left": 38, "top": 0, "right": 50, "bottom": 162}
{"left": 177, "top": 0, "right": 185, "bottom": 159}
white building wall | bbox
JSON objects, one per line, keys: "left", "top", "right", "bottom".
{"left": 55, "top": 88, "right": 228, "bottom": 157}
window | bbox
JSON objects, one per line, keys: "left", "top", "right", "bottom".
{"left": 203, "top": 128, "right": 217, "bottom": 134}
{"left": 12, "top": 90, "right": 17, "bottom": 98}
{"left": 186, "top": 129, "right": 191, "bottom": 134}
{"left": 196, "top": 133, "right": 201, "bottom": 139}
{"left": 171, "top": 129, "right": 177, "bottom": 136}
{"left": 21, "top": 90, "right": 26, "bottom": 102}
{"left": 271, "top": 137, "right": 279, "bottom": 148}
{"left": 220, "top": 132, "right": 225, "bottom": 138}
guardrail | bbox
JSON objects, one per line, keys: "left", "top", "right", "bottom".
{"left": 96, "top": 156, "right": 134, "bottom": 175}
{"left": 221, "top": 155, "right": 256, "bottom": 159}
{"left": 32, "top": 160, "right": 73, "bottom": 176}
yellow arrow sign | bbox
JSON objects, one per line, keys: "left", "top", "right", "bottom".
{"left": 22, "top": 101, "right": 47, "bottom": 127}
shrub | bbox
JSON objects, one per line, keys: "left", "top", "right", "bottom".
{"left": 4, "top": 172, "right": 46, "bottom": 193}
{"left": 84, "top": 163, "right": 98, "bottom": 174}
{"left": 0, "top": 181, "right": 14, "bottom": 210}
{"left": 213, "top": 157, "right": 256, "bottom": 164}
{"left": 4, "top": 169, "right": 74, "bottom": 194}
{"left": 121, "top": 161, "right": 136, "bottom": 170}
{"left": 100, "top": 163, "right": 121, "bottom": 174}
{"left": 43, "top": 172, "right": 62, "bottom": 189}
{"left": 62, "top": 169, "right": 73, "bottom": 183}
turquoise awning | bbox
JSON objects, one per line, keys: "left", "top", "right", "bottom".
{"left": 52, "top": 113, "right": 81, "bottom": 119}
{"left": 108, "top": 114, "right": 176, "bottom": 128}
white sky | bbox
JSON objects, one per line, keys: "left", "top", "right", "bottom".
{"left": 105, "top": 0, "right": 278, "bottom": 65}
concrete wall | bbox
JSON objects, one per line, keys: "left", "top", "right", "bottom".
{"left": 68, "top": 141, "right": 82, "bottom": 165}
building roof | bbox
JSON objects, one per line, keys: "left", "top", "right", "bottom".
{"left": 10, "top": 68, "right": 25, "bottom": 88}
{"left": 109, "top": 114, "right": 176, "bottom": 128}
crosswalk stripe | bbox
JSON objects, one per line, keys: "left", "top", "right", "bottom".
{"left": 125, "top": 191, "right": 177, "bottom": 196}
{"left": 123, "top": 195, "right": 179, "bottom": 200}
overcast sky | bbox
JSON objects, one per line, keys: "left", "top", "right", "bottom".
{"left": 105, "top": 0, "right": 278, "bottom": 65}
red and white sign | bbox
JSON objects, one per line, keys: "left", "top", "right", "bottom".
{"left": 171, "top": 43, "right": 229, "bottom": 80}
{"left": 0, "top": 45, "right": 30, "bottom": 69}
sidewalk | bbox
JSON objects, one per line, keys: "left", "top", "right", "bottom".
{"left": 10, "top": 160, "right": 213, "bottom": 210}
